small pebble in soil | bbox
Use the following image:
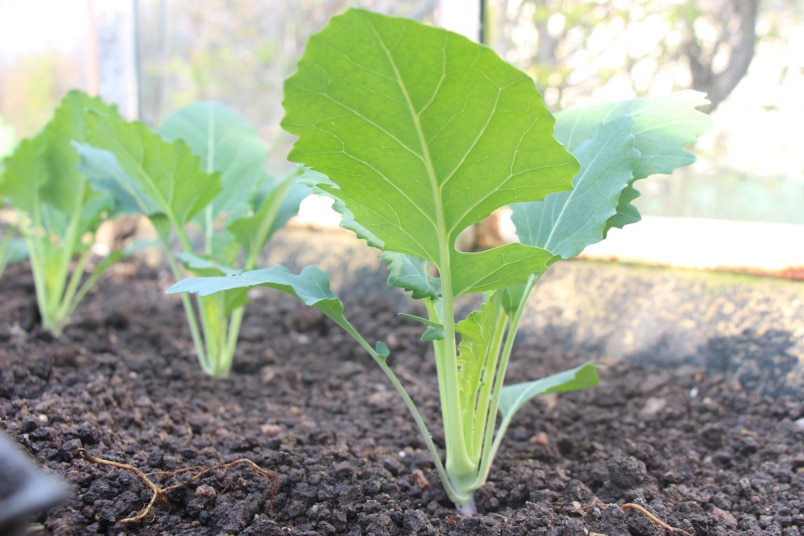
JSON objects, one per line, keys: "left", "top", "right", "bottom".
{"left": 194, "top": 484, "right": 217, "bottom": 499}
{"left": 530, "top": 431, "right": 549, "bottom": 445}
{"left": 409, "top": 469, "right": 430, "bottom": 490}
{"left": 260, "top": 424, "right": 282, "bottom": 436}
{"left": 640, "top": 396, "right": 667, "bottom": 416}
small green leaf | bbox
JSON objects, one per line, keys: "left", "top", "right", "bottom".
{"left": 1, "top": 136, "right": 47, "bottom": 215}
{"left": 421, "top": 326, "right": 445, "bottom": 342}
{"left": 498, "top": 362, "right": 599, "bottom": 422}
{"left": 399, "top": 313, "right": 444, "bottom": 329}
{"left": 177, "top": 251, "right": 240, "bottom": 276}
{"left": 500, "top": 284, "right": 530, "bottom": 317}
{"left": 41, "top": 92, "right": 117, "bottom": 215}
{"left": 399, "top": 312, "right": 445, "bottom": 341}
{"left": 382, "top": 252, "right": 440, "bottom": 300}
{"left": 283, "top": 8, "right": 578, "bottom": 296}
{"left": 512, "top": 115, "right": 638, "bottom": 259}
{"left": 375, "top": 341, "right": 390, "bottom": 358}
{"left": 167, "top": 265, "right": 353, "bottom": 333}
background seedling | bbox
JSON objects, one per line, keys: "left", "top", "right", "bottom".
{"left": 0, "top": 91, "right": 124, "bottom": 335}
{"left": 76, "top": 101, "right": 308, "bottom": 377}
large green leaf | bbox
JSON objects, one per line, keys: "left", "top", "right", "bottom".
{"left": 158, "top": 101, "right": 267, "bottom": 220}
{"left": 282, "top": 8, "right": 578, "bottom": 296}
{"left": 75, "top": 110, "right": 221, "bottom": 235}
{"left": 554, "top": 91, "right": 712, "bottom": 231}
{"left": 512, "top": 116, "right": 638, "bottom": 259}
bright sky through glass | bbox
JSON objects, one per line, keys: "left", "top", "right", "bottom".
{"left": 0, "top": 0, "right": 85, "bottom": 61}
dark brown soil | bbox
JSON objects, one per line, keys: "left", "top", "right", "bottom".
{"left": 1, "top": 228, "right": 803, "bottom": 535}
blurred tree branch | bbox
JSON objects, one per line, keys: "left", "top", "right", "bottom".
{"left": 487, "top": 0, "right": 771, "bottom": 113}
{"left": 682, "top": 0, "right": 759, "bottom": 112}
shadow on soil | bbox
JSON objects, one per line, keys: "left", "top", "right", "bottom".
{"left": 271, "top": 227, "right": 804, "bottom": 398}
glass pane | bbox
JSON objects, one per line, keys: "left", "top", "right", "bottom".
{"left": 135, "top": 0, "right": 440, "bottom": 176}
{"left": 484, "top": 0, "right": 804, "bottom": 225}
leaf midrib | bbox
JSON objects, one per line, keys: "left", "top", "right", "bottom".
{"left": 367, "top": 19, "right": 447, "bottom": 267}
{"left": 541, "top": 139, "right": 608, "bottom": 252}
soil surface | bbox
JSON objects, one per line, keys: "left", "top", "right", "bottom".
{"left": 1, "top": 228, "right": 803, "bottom": 535}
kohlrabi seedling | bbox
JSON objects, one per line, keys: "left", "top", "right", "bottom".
{"left": 167, "top": 8, "right": 711, "bottom": 513}
{"left": 0, "top": 91, "right": 124, "bottom": 335}
{"left": 75, "top": 102, "right": 308, "bottom": 377}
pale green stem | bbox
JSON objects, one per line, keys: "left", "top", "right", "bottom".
{"left": 204, "top": 205, "right": 214, "bottom": 254}
{"left": 336, "top": 315, "right": 471, "bottom": 506}
{"left": 162, "top": 230, "right": 210, "bottom": 374}
{"left": 467, "top": 311, "right": 508, "bottom": 463}
{"left": 52, "top": 244, "right": 95, "bottom": 334}
{"left": 217, "top": 306, "right": 246, "bottom": 376}
{"left": 65, "top": 244, "right": 125, "bottom": 327}
{"left": 202, "top": 166, "right": 305, "bottom": 377}
{"left": 197, "top": 295, "right": 223, "bottom": 375}
{"left": 25, "top": 202, "right": 60, "bottom": 331}
{"left": 51, "top": 179, "right": 91, "bottom": 320}
{"left": 434, "top": 258, "right": 474, "bottom": 485}
{"left": 26, "top": 232, "right": 49, "bottom": 324}
{"left": 424, "top": 298, "right": 449, "bottom": 431}
{"left": 473, "top": 274, "right": 541, "bottom": 489}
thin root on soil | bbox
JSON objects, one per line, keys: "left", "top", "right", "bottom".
{"left": 620, "top": 502, "right": 691, "bottom": 535}
{"left": 73, "top": 448, "right": 280, "bottom": 524}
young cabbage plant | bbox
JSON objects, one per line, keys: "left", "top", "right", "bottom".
{"left": 75, "top": 102, "right": 308, "bottom": 377}
{"left": 167, "top": 9, "right": 711, "bottom": 513}
{"left": 0, "top": 91, "right": 123, "bottom": 335}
